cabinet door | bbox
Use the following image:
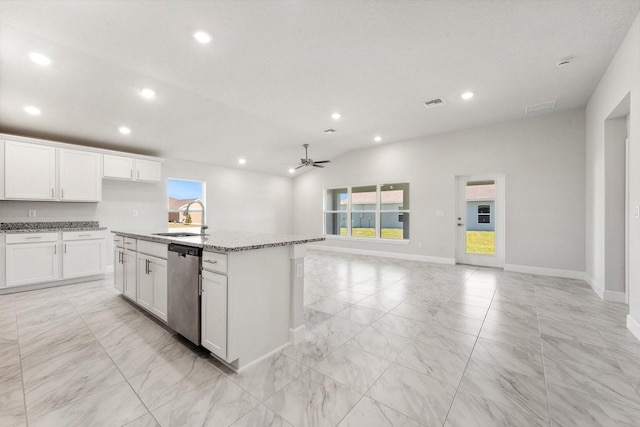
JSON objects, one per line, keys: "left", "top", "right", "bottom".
{"left": 123, "top": 249, "right": 137, "bottom": 300}
{"left": 62, "top": 239, "right": 106, "bottom": 279}
{"left": 103, "top": 155, "right": 134, "bottom": 180}
{"left": 149, "top": 256, "right": 168, "bottom": 321}
{"left": 114, "top": 249, "right": 124, "bottom": 293}
{"left": 59, "top": 149, "right": 102, "bottom": 202}
{"left": 137, "top": 255, "right": 153, "bottom": 311}
{"left": 6, "top": 242, "right": 59, "bottom": 286}
{"left": 135, "top": 159, "right": 161, "bottom": 182}
{"left": 4, "top": 141, "right": 56, "bottom": 200}
{"left": 201, "top": 270, "right": 227, "bottom": 359}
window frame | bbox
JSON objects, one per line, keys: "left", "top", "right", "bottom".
{"left": 323, "top": 182, "right": 410, "bottom": 243}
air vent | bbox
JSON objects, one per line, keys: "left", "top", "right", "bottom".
{"left": 526, "top": 100, "right": 556, "bottom": 114}
{"left": 423, "top": 98, "right": 445, "bottom": 109}
{"left": 324, "top": 128, "right": 336, "bottom": 134}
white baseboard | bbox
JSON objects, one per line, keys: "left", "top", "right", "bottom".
{"left": 310, "top": 245, "right": 455, "bottom": 265}
{"left": 504, "top": 264, "right": 587, "bottom": 281}
{"left": 289, "top": 325, "right": 306, "bottom": 345}
{"left": 604, "top": 290, "right": 626, "bottom": 303}
{"left": 585, "top": 275, "right": 605, "bottom": 299}
{"left": 627, "top": 315, "right": 640, "bottom": 342}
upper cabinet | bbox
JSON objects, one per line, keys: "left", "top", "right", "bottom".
{"left": 1, "top": 135, "right": 162, "bottom": 202}
{"left": 59, "top": 149, "right": 102, "bottom": 201}
{"left": 5, "top": 141, "right": 57, "bottom": 200}
{"left": 103, "top": 155, "right": 161, "bottom": 182}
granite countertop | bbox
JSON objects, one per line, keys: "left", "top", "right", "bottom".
{"left": 0, "top": 221, "right": 107, "bottom": 234}
{"left": 112, "top": 230, "right": 325, "bottom": 252}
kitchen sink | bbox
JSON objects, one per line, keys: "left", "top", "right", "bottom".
{"left": 152, "top": 232, "right": 209, "bottom": 237}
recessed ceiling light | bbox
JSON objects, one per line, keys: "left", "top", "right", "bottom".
{"left": 118, "top": 126, "right": 131, "bottom": 135}
{"left": 331, "top": 112, "right": 341, "bottom": 120}
{"left": 461, "top": 91, "right": 474, "bottom": 100}
{"left": 29, "top": 52, "right": 51, "bottom": 66}
{"left": 288, "top": 168, "right": 295, "bottom": 174}
{"left": 23, "top": 105, "right": 41, "bottom": 115}
{"left": 238, "top": 158, "right": 246, "bottom": 165}
{"left": 193, "top": 31, "right": 212, "bottom": 44}
{"left": 139, "top": 88, "right": 156, "bottom": 99}
{"left": 374, "top": 135, "right": 382, "bottom": 143}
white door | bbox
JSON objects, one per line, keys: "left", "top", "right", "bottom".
{"left": 6, "top": 242, "right": 59, "bottom": 286}
{"left": 4, "top": 141, "right": 56, "bottom": 200}
{"left": 455, "top": 174, "right": 505, "bottom": 268}
{"left": 150, "top": 256, "right": 168, "bottom": 321}
{"left": 137, "top": 255, "right": 153, "bottom": 311}
{"left": 59, "top": 149, "right": 102, "bottom": 201}
{"left": 123, "top": 249, "right": 137, "bottom": 300}
{"left": 62, "top": 239, "right": 106, "bottom": 279}
{"left": 114, "top": 249, "right": 124, "bottom": 293}
{"left": 135, "top": 159, "right": 161, "bottom": 182}
{"left": 103, "top": 155, "right": 134, "bottom": 180}
{"left": 201, "top": 270, "right": 228, "bottom": 360}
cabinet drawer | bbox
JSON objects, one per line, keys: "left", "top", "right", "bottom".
{"left": 63, "top": 230, "right": 107, "bottom": 241}
{"left": 123, "top": 237, "right": 137, "bottom": 250}
{"left": 6, "top": 232, "right": 59, "bottom": 244}
{"left": 137, "top": 240, "right": 167, "bottom": 259}
{"left": 114, "top": 235, "right": 124, "bottom": 248}
{"left": 202, "top": 251, "right": 227, "bottom": 274}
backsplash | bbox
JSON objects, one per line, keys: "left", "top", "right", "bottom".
{"left": 0, "top": 221, "right": 100, "bottom": 231}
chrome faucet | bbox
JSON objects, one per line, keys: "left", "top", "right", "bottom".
{"left": 184, "top": 199, "right": 208, "bottom": 234}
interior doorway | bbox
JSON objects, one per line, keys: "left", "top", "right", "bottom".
{"left": 455, "top": 174, "right": 505, "bottom": 268}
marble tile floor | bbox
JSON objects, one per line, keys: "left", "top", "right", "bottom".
{"left": 2, "top": 249, "right": 640, "bottom": 426}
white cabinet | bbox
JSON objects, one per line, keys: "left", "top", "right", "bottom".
{"left": 201, "top": 270, "right": 228, "bottom": 360}
{"left": 59, "top": 149, "right": 102, "bottom": 202}
{"left": 103, "top": 155, "right": 161, "bottom": 182}
{"left": 123, "top": 249, "right": 137, "bottom": 300}
{"left": 4, "top": 141, "right": 56, "bottom": 200}
{"left": 3, "top": 141, "right": 102, "bottom": 202}
{"left": 137, "top": 253, "right": 168, "bottom": 321}
{"left": 103, "top": 155, "right": 134, "bottom": 179}
{"left": 135, "top": 159, "right": 161, "bottom": 182}
{"left": 5, "top": 233, "right": 60, "bottom": 286}
{"left": 62, "top": 232, "right": 106, "bottom": 279}
{"left": 114, "top": 248, "right": 124, "bottom": 293}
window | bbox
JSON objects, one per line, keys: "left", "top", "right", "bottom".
{"left": 324, "top": 183, "right": 410, "bottom": 240}
{"left": 167, "top": 178, "right": 205, "bottom": 230}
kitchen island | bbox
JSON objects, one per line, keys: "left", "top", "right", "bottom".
{"left": 111, "top": 230, "right": 323, "bottom": 371}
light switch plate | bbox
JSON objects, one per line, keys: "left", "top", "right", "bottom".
{"left": 635, "top": 205, "right": 640, "bottom": 219}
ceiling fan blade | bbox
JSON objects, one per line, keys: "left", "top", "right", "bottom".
{"left": 313, "top": 160, "right": 331, "bottom": 164}
{"left": 295, "top": 164, "right": 305, "bottom": 169}
{"left": 312, "top": 164, "right": 325, "bottom": 168}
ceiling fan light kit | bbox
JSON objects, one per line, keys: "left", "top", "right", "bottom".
{"left": 296, "top": 144, "right": 331, "bottom": 169}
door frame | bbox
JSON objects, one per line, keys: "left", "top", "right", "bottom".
{"left": 625, "top": 138, "right": 630, "bottom": 304}
{"left": 455, "top": 174, "right": 506, "bottom": 268}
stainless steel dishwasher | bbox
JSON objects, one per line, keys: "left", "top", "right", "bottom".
{"left": 167, "top": 243, "right": 203, "bottom": 345}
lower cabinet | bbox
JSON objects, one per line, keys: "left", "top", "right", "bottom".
{"left": 123, "top": 249, "right": 137, "bottom": 300}
{"left": 6, "top": 242, "right": 59, "bottom": 287}
{"left": 62, "top": 239, "right": 106, "bottom": 279}
{"left": 201, "top": 270, "right": 228, "bottom": 360}
{"left": 137, "top": 254, "right": 167, "bottom": 322}
{"left": 114, "top": 247, "right": 124, "bottom": 293}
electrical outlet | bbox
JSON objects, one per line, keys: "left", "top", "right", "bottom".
{"left": 635, "top": 205, "right": 640, "bottom": 219}
{"left": 132, "top": 209, "right": 138, "bottom": 217}
{"left": 418, "top": 242, "right": 423, "bottom": 249}
{"left": 28, "top": 209, "right": 37, "bottom": 217}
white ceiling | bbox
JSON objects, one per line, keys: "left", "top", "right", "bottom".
{"left": 1, "top": 1, "right": 639, "bottom": 176}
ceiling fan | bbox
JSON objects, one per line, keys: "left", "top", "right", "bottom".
{"left": 296, "top": 144, "right": 331, "bottom": 169}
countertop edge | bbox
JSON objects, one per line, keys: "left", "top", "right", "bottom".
{"left": 111, "top": 230, "right": 325, "bottom": 252}
{"left": 2, "top": 227, "right": 108, "bottom": 234}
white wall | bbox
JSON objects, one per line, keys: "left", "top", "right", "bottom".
{"left": 586, "top": 13, "right": 640, "bottom": 313}
{"left": 294, "top": 108, "right": 586, "bottom": 274}
{"left": 0, "top": 157, "right": 294, "bottom": 269}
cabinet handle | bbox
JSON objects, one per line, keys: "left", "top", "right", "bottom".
{"left": 77, "top": 234, "right": 92, "bottom": 237}
{"left": 61, "top": 188, "right": 64, "bottom": 199}
{"left": 64, "top": 244, "right": 67, "bottom": 254}
{"left": 137, "top": 170, "right": 140, "bottom": 179}
{"left": 130, "top": 169, "right": 133, "bottom": 178}
{"left": 54, "top": 245, "right": 57, "bottom": 255}
{"left": 51, "top": 188, "right": 54, "bottom": 198}
{"left": 25, "top": 236, "right": 42, "bottom": 240}
{"left": 203, "top": 260, "right": 218, "bottom": 264}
